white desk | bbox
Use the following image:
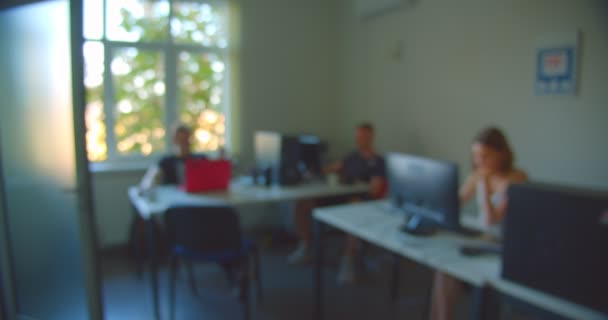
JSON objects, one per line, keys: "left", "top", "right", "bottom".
{"left": 129, "top": 181, "right": 369, "bottom": 219}
{"left": 312, "top": 200, "right": 607, "bottom": 320}
{"left": 128, "top": 180, "right": 369, "bottom": 320}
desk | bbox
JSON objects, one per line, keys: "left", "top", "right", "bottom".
{"left": 128, "top": 180, "right": 369, "bottom": 320}
{"left": 312, "top": 200, "right": 607, "bottom": 320}
{"left": 129, "top": 181, "right": 369, "bottom": 219}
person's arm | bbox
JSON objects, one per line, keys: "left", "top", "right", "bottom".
{"left": 139, "top": 165, "right": 162, "bottom": 191}
{"left": 481, "top": 170, "right": 528, "bottom": 225}
{"left": 369, "top": 156, "right": 387, "bottom": 198}
{"left": 478, "top": 174, "right": 500, "bottom": 225}
{"left": 459, "top": 172, "right": 477, "bottom": 204}
{"left": 369, "top": 176, "right": 386, "bottom": 199}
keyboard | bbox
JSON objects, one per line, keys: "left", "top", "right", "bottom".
{"left": 457, "top": 226, "right": 483, "bottom": 237}
{"left": 459, "top": 242, "right": 502, "bottom": 256}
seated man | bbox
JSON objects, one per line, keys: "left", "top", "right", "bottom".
{"left": 140, "top": 124, "right": 204, "bottom": 190}
{"left": 288, "top": 123, "right": 386, "bottom": 284}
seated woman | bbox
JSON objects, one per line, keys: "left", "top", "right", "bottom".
{"left": 430, "top": 127, "right": 528, "bottom": 320}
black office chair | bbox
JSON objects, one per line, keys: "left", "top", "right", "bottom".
{"left": 164, "top": 205, "right": 263, "bottom": 320}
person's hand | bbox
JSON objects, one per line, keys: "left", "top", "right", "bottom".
{"left": 475, "top": 167, "right": 491, "bottom": 179}
{"left": 369, "top": 177, "right": 386, "bottom": 199}
{"left": 475, "top": 170, "right": 494, "bottom": 225}
{"left": 476, "top": 170, "right": 492, "bottom": 197}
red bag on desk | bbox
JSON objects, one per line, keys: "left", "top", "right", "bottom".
{"left": 183, "top": 159, "right": 231, "bottom": 193}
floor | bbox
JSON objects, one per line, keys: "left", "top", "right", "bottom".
{"left": 101, "top": 232, "right": 534, "bottom": 320}
{"left": 101, "top": 233, "right": 445, "bottom": 320}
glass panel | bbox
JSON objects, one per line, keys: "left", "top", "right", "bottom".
{"left": 83, "top": 0, "right": 103, "bottom": 40}
{"left": 177, "top": 51, "right": 226, "bottom": 152}
{"left": 112, "top": 48, "right": 166, "bottom": 156}
{"left": 83, "top": 41, "right": 107, "bottom": 162}
{"left": 171, "top": 2, "right": 228, "bottom": 48}
{"left": 0, "top": 1, "right": 92, "bottom": 319}
{"left": 106, "top": 0, "right": 169, "bottom": 42}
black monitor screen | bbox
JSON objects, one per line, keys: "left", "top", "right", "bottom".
{"left": 298, "top": 135, "right": 323, "bottom": 178}
{"left": 386, "top": 152, "right": 460, "bottom": 232}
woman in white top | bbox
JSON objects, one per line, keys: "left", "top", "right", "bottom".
{"left": 430, "top": 127, "right": 527, "bottom": 320}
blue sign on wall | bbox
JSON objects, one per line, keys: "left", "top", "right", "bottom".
{"left": 535, "top": 46, "right": 576, "bottom": 95}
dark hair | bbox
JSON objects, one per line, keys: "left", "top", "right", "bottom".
{"left": 357, "top": 122, "right": 374, "bottom": 133}
{"left": 472, "top": 127, "right": 514, "bottom": 172}
{"left": 172, "top": 123, "right": 191, "bottom": 137}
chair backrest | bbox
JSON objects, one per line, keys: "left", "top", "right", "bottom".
{"left": 164, "top": 206, "right": 242, "bottom": 253}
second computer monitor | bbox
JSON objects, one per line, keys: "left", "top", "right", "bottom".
{"left": 386, "top": 152, "right": 460, "bottom": 234}
{"left": 254, "top": 131, "right": 325, "bottom": 186}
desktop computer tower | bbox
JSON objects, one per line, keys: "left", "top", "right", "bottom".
{"left": 502, "top": 182, "right": 608, "bottom": 314}
{"left": 278, "top": 135, "right": 302, "bottom": 186}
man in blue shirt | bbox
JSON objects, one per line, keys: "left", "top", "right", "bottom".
{"left": 288, "top": 123, "right": 386, "bottom": 285}
{"left": 140, "top": 124, "right": 207, "bottom": 188}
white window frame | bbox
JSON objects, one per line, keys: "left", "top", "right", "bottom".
{"left": 86, "top": 0, "right": 231, "bottom": 166}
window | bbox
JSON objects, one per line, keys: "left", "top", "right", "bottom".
{"left": 84, "top": 0, "right": 230, "bottom": 162}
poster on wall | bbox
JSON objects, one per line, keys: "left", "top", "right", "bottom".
{"left": 535, "top": 32, "right": 580, "bottom": 96}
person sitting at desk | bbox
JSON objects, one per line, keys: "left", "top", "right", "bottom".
{"left": 288, "top": 122, "right": 387, "bottom": 285}
{"left": 140, "top": 124, "right": 206, "bottom": 189}
{"left": 430, "top": 127, "right": 528, "bottom": 320}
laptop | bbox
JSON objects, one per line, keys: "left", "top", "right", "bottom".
{"left": 502, "top": 182, "right": 608, "bottom": 314}
{"left": 182, "top": 158, "right": 231, "bottom": 193}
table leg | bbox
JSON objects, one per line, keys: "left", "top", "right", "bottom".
{"left": 130, "top": 206, "right": 144, "bottom": 277}
{"left": 313, "top": 219, "right": 325, "bottom": 320}
{"left": 470, "top": 285, "right": 501, "bottom": 320}
{"left": 390, "top": 253, "right": 400, "bottom": 302}
{"left": 145, "top": 218, "right": 160, "bottom": 320}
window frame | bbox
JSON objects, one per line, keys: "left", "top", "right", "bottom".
{"left": 85, "top": 0, "right": 231, "bottom": 165}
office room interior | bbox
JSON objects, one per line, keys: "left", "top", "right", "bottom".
{"left": 0, "top": 0, "right": 607, "bottom": 319}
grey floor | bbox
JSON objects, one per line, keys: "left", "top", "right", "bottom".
{"left": 101, "top": 234, "right": 535, "bottom": 320}
{"left": 101, "top": 234, "right": 442, "bottom": 320}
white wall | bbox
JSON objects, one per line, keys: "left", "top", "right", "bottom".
{"left": 91, "top": 170, "right": 143, "bottom": 247}
{"left": 333, "top": 0, "right": 608, "bottom": 189}
{"left": 237, "top": 0, "right": 338, "bottom": 165}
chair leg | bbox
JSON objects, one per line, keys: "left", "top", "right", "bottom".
{"left": 186, "top": 259, "right": 199, "bottom": 296}
{"left": 252, "top": 249, "right": 263, "bottom": 304}
{"left": 240, "top": 262, "right": 251, "bottom": 320}
{"left": 390, "top": 254, "right": 400, "bottom": 302}
{"left": 129, "top": 210, "right": 144, "bottom": 277}
{"left": 169, "top": 255, "right": 178, "bottom": 320}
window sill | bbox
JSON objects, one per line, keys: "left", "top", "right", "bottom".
{"left": 89, "top": 161, "right": 152, "bottom": 174}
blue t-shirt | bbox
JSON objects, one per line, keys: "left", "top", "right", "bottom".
{"left": 340, "top": 151, "right": 385, "bottom": 184}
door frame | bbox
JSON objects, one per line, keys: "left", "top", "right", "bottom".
{"left": 69, "top": 0, "right": 104, "bottom": 318}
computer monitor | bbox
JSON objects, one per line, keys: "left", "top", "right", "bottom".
{"left": 254, "top": 131, "right": 324, "bottom": 186}
{"left": 254, "top": 131, "right": 281, "bottom": 185}
{"left": 386, "top": 152, "right": 460, "bottom": 235}
{"left": 502, "top": 182, "right": 608, "bottom": 314}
